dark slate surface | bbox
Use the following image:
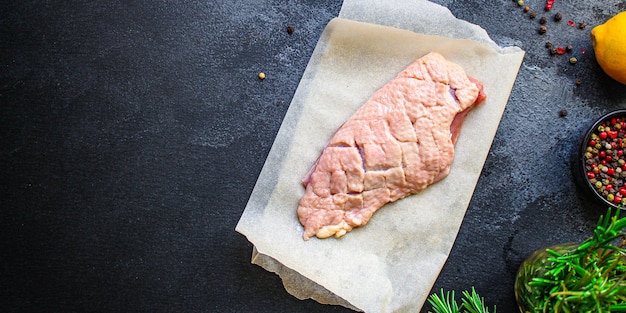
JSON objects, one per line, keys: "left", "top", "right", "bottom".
{"left": 2, "top": 1, "right": 626, "bottom": 312}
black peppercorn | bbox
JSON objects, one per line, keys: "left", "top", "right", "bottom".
{"left": 529, "top": 11, "right": 537, "bottom": 19}
{"left": 554, "top": 12, "right": 563, "bottom": 22}
{"left": 539, "top": 25, "right": 548, "bottom": 34}
{"left": 579, "top": 22, "right": 587, "bottom": 29}
{"left": 287, "top": 25, "right": 295, "bottom": 34}
{"left": 559, "top": 109, "right": 568, "bottom": 117}
{"left": 545, "top": 41, "right": 553, "bottom": 48}
{"left": 566, "top": 45, "right": 573, "bottom": 52}
{"left": 540, "top": 16, "right": 548, "bottom": 24}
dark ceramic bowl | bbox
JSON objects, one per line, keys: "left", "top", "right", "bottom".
{"left": 575, "top": 109, "right": 626, "bottom": 210}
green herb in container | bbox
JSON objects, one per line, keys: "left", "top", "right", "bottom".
{"left": 515, "top": 208, "right": 626, "bottom": 312}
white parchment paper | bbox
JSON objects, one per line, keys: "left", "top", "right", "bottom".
{"left": 236, "top": 1, "right": 525, "bottom": 312}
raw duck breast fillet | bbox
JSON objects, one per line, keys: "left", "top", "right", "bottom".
{"left": 297, "top": 52, "right": 487, "bottom": 240}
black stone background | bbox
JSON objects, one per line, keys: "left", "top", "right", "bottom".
{"left": 2, "top": 1, "right": 626, "bottom": 312}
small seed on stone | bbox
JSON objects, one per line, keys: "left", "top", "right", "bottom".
{"left": 554, "top": 12, "right": 563, "bottom": 22}
{"left": 538, "top": 25, "right": 548, "bottom": 34}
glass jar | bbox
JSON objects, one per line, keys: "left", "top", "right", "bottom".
{"left": 514, "top": 243, "right": 579, "bottom": 313}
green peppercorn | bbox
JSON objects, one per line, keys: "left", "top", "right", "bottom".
{"left": 596, "top": 181, "right": 604, "bottom": 189}
{"left": 608, "top": 194, "right": 615, "bottom": 202}
{"left": 569, "top": 57, "right": 578, "bottom": 64}
{"left": 517, "top": 0, "right": 524, "bottom": 6}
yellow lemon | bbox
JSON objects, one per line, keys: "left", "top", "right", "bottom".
{"left": 591, "top": 11, "right": 626, "bottom": 85}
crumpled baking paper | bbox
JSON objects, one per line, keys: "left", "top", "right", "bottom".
{"left": 236, "top": 0, "right": 524, "bottom": 312}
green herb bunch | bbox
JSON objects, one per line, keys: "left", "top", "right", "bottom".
{"left": 427, "top": 287, "right": 495, "bottom": 313}
{"left": 516, "top": 208, "right": 626, "bottom": 312}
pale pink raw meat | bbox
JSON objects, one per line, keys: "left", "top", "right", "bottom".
{"left": 297, "top": 52, "right": 487, "bottom": 240}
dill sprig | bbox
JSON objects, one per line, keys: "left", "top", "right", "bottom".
{"left": 516, "top": 208, "right": 626, "bottom": 312}
{"left": 427, "top": 287, "right": 495, "bottom": 313}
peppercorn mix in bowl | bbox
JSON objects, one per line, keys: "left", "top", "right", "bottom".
{"left": 578, "top": 109, "right": 626, "bottom": 209}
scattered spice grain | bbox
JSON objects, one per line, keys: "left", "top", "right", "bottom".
{"left": 554, "top": 12, "right": 563, "bottom": 22}
{"left": 529, "top": 11, "right": 537, "bottom": 19}
{"left": 258, "top": 72, "right": 266, "bottom": 80}
{"left": 287, "top": 25, "right": 295, "bottom": 34}
{"left": 538, "top": 25, "right": 548, "bottom": 34}
{"left": 579, "top": 22, "right": 587, "bottom": 29}
{"left": 540, "top": 16, "right": 548, "bottom": 24}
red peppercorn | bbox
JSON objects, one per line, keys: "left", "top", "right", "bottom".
{"left": 609, "top": 131, "right": 619, "bottom": 139}
{"left": 600, "top": 151, "right": 607, "bottom": 158}
{"left": 590, "top": 140, "right": 597, "bottom": 146}
{"left": 600, "top": 132, "right": 608, "bottom": 139}
{"left": 620, "top": 188, "right": 626, "bottom": 196}
{"left": 607, "top": 155, "right": 613, "bottom": 162}
{"left": 607, "top": 184, "right": 614, "bottom": 190}
{"left": 619, "top": 150, "right": 624, "bottom": 157}
{"left": 587, "top": 172, "right": 595, "bottom": 179}
{"left": 607, "top": 168, "right": 615, "bottom": 176}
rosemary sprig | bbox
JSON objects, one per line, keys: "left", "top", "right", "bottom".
{"left": 522, "top": 208, "right": 626, "bottom": 312}
{"left": 427, "top": 287, "right": 495, "bottom": 313}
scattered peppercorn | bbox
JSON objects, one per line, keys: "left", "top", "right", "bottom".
{"left": 579, "top": 22, "right": 587, "bottom": 29}
{"left": 517, "top": 0, "right": 524, "bottom": 6}
{"left": 523, "top": 6, "right": 530, "bottom": 13}
{"left": 559, "top": 109, "right": 568, "bottom": 117}
{"left": 569, "top": 57, "right": 578, "bottom": 64}
{"left": 545, "top": 41, "right": 553, "bottom": 48}
{"left": 555, "top": 47, "right": 566, "bottom": 54}
{"left": 539, "top": 16, "right": 548, "bottom": 24}
{"left": 545, "top": 0, "right": 554, "bottom": 11}
{"left": 566, "top": 45, "right": 573, "bottom": 52}
{"left": 576, "top": 78, "right": 582, "bottom": 86}
{"left": 538, "top": 25, "right": 548, "bottom": 34}
{"left": 286, "top": 25, "right": 295, "bottom": 34}
{"left": 529, "top": 11, "right": 537, "bottom": 19}
{"left": 554, "top": 12, "right": 563, "bottom": 22}
{"left": 258, "top": 72, "right": 266, "bottom": 80}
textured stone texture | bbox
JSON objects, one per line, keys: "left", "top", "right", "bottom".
{"left": 1, "top": 1, "right": 625, "bottom": 312}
